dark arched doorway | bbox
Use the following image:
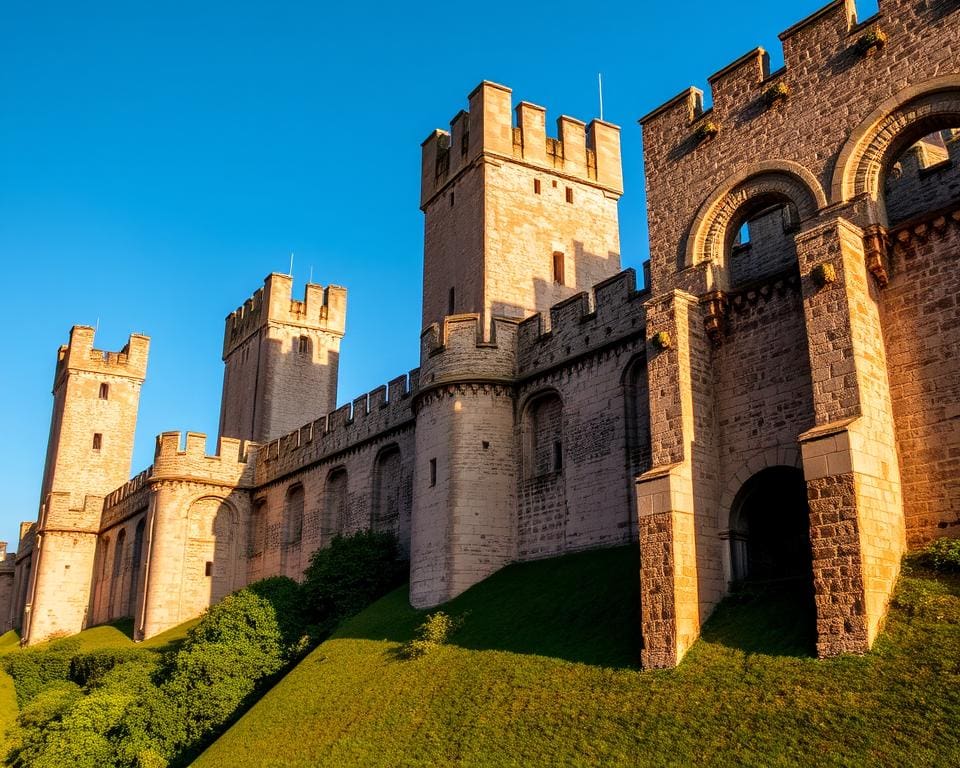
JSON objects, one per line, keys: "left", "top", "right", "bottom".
{"left": 729, "top": 466, "right": 812, "bottom": 584}
{"left": 725, "top": 465, "right": 816, "bottom": 655}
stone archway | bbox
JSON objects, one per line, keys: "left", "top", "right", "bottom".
{"left": 831, "top": 76, "right": 960, "bottom": 206}
{"left": 723, "top": 465, "right": 817, "bottom": 655}
{"left": 685, "top": 160, "right": 826, "bottom": 281}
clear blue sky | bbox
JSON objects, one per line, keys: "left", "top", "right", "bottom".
{"left": 0, "top": 0, "right": 879, "bottom": 549}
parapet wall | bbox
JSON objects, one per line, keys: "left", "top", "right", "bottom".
{"left": 419, "top": 315, "right": 519, "bottom": 389}
{"left": 257, "top": 369, "right": 420, "bottom": 484}
{"left": 223, "top": 273, "right": 347, "bottom": 358}
{"left": 421, "top": 81, "right": 622, "bottom": 208}
{"left": 16, "top": 523, "right": 35, "bottom": 560}
{"left": 152, "top": 432, "right": 258, "bottom": 488}
{"left": 101, "top": 467, "right": 153, "bottom": 530}
{"left": 517, "top": 268, "right": 647, "bottom": 377}
{"left": 42, "top": 492, "right": 105, "bottom": 533}
{"left": 54, "top": 326, "right": 150, "bottom": 387}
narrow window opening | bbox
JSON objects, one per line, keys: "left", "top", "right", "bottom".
{"left": 552, "top": 251, "right": 565, "bottom": 285}
{"left": 482, "top": 441, "right": 490, "bottom": 450}
{"left": 298, "top": 335, "right": 309, "bottom": 354}
{"left": 205, "top": 561, "right": 213, "bottom": 577}
{"left": 450, "top": 191, "right": 455, "bottom": 207}
{"left": 448, "top": 287, "right": 455, "bottom": 316}
{"left": 534, "top": 179, "right": 541, "bottom": 194}
{"left": 99, "top": 383, "right": 109, "bottom": 400}
{"left": 92, "top": 433, "right": 103, "bottom": 451}
{"left": 565, "top": 187, "right": 574, "bottom": 204}
{"left": 553, "top": 441, "right": 563, "bottom": 473}
{"left": 429, "top": 458, "right": 437, "bottom": 487}
{"left": 552, "top": 180, "right": 558, "bottom": 188}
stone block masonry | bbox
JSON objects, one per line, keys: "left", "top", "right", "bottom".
{"left": 9, "top": 0, "right": 959, "bottom": 667}
{"left": 636, "top": 0, "right": 956, "bottom": 664}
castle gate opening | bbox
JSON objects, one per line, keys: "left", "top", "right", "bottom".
{"left": 728, "top": 466, "right": 812, "bottom": 585}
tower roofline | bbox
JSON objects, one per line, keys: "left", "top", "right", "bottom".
{"left": 222, "top": 272, "right": 347, "bottom": 359}
{"left": 420, "top": 81, "right": 623, "bottom": 209}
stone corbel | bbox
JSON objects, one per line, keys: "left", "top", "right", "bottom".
{"left": 863, "top": 224, "right": 889, "bottom": 288}
{"left": 700, "top": 291, "right": 728, "bottom": 347}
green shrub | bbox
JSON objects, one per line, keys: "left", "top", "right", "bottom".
{"left": 15, "top": 680, "right": 83, "bottom": 732}
{"left": 69, "top": 648, "right": 156, "bottom": 687}
{"left": 894, "top": 574, "right": 960, "bottom": 624}
{"left": 301, "top": 530, "right": 407, "bottom": 630}
{"left": 113, "top": 685, "right": 183, "bottom": 768}
{"left": 3, "top": 649, "right": 73, "bottom": 706}
{"left": 915, "top": 537, "right": 960, "bottom": 573}
{"left": 160, "top": 586, "right": 290, "bottom": 749}
{"left": 401, "top": 611, "right": 465, "bottom": 659}
{"left": 245, "top": 576, "right": 310, "bottom": 654}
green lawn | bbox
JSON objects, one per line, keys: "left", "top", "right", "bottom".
{"left": 196, "top": 546, "right": 960, "bottom": 768}
{"left": 23, "top": 616, "right": 198, "bottom": 654}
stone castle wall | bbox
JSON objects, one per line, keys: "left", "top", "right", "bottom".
{"left": 0, "top": 545, "right": 15, "bottom": 634}
{"left": 515, "top": 269, "right": 649, "bottom": 559}
{"left": 9, "top": 0, "right": 958, "bottom": 669}
{"left": 636, "top": 0, "right": 959, "bottom": 664}
{"left": 881, "top": 212, "right": 960, "bottom": 543}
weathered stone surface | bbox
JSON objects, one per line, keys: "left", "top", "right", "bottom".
{"left": 6, "top": 1, "right": 959, "bottom": 662}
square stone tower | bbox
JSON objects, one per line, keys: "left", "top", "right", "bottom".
{"left": 22, "top": 325, "right": 149, "bottom": 644}
{"left": 420, "top": 81, "right": 624, "bottom": 333}
{"left": 219, "top": 273, "right": 346, "bottom": 443}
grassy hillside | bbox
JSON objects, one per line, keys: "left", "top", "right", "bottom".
{"left": 197, "top": 546, "right": 960, "bottom": 768}
{"left": 0, "top": 631, "right": 20, "bottom": 759}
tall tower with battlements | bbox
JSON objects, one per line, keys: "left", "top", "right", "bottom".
{"left": 420, "top": 81, "right": 624, "bottom": 332}
{"left": 22, "top": 326, "right": 149, "bottom": 644}
{"left": 219, "top": 273, "right": 346, "bottom": 444}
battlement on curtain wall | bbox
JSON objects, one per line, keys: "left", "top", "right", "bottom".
{"left": 256, "top": 369, "right": 419, "bottom": 483}
{"left": 516, "top": 269, "right": 647, "bottom": 377}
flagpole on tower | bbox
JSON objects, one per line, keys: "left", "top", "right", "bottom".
{"left": 598, "top": 73, "right": 604, "bottom": 121}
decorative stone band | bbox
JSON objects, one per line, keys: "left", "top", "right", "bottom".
{"left": 697, "top": 269, "right": 801, "bottom": 347}
{"left": 889, "top": 204, "right": 960, "bottom": 251}
{"left": 414, "top": 382, "right": 514, "bottom": 412}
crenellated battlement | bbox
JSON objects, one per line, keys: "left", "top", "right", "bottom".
{"left": 418, "top": 314, "right": 519, "bottom": 388}
{"left": 41, "top": 491, "right": 105, "bottom": 534}
{"left": 256, "top": 369, "right": 419, "bottom": 483}
{"left": 152, "top": 431, "right": 258, "bottom": 487}
{"left": 421, "top": 81, "right": 622, "bottom": 209}
{"left": 517, "top": 269, "right": 647, "bottom": 376}
{"left": 103, "top": 467, "right": 153, "bottom": 509}
{"left": 639, "top": 1, "right": 878, "bottom": 131}
{"left": 223, "top": 273, "right": 347, "bottom": 359}
{"left": 53, "top": 325, "right": 150, "bottom": 388}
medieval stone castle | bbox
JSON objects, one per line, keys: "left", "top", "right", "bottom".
{"left": 1, "top": 0, "right": 958, "bottom": 668}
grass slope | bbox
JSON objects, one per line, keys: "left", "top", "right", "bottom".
{"left": 197, "top": 546, "right": 960, "bottom": 768}
{"left": 0, "top": 631, "right": 20, "bottom": 758}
